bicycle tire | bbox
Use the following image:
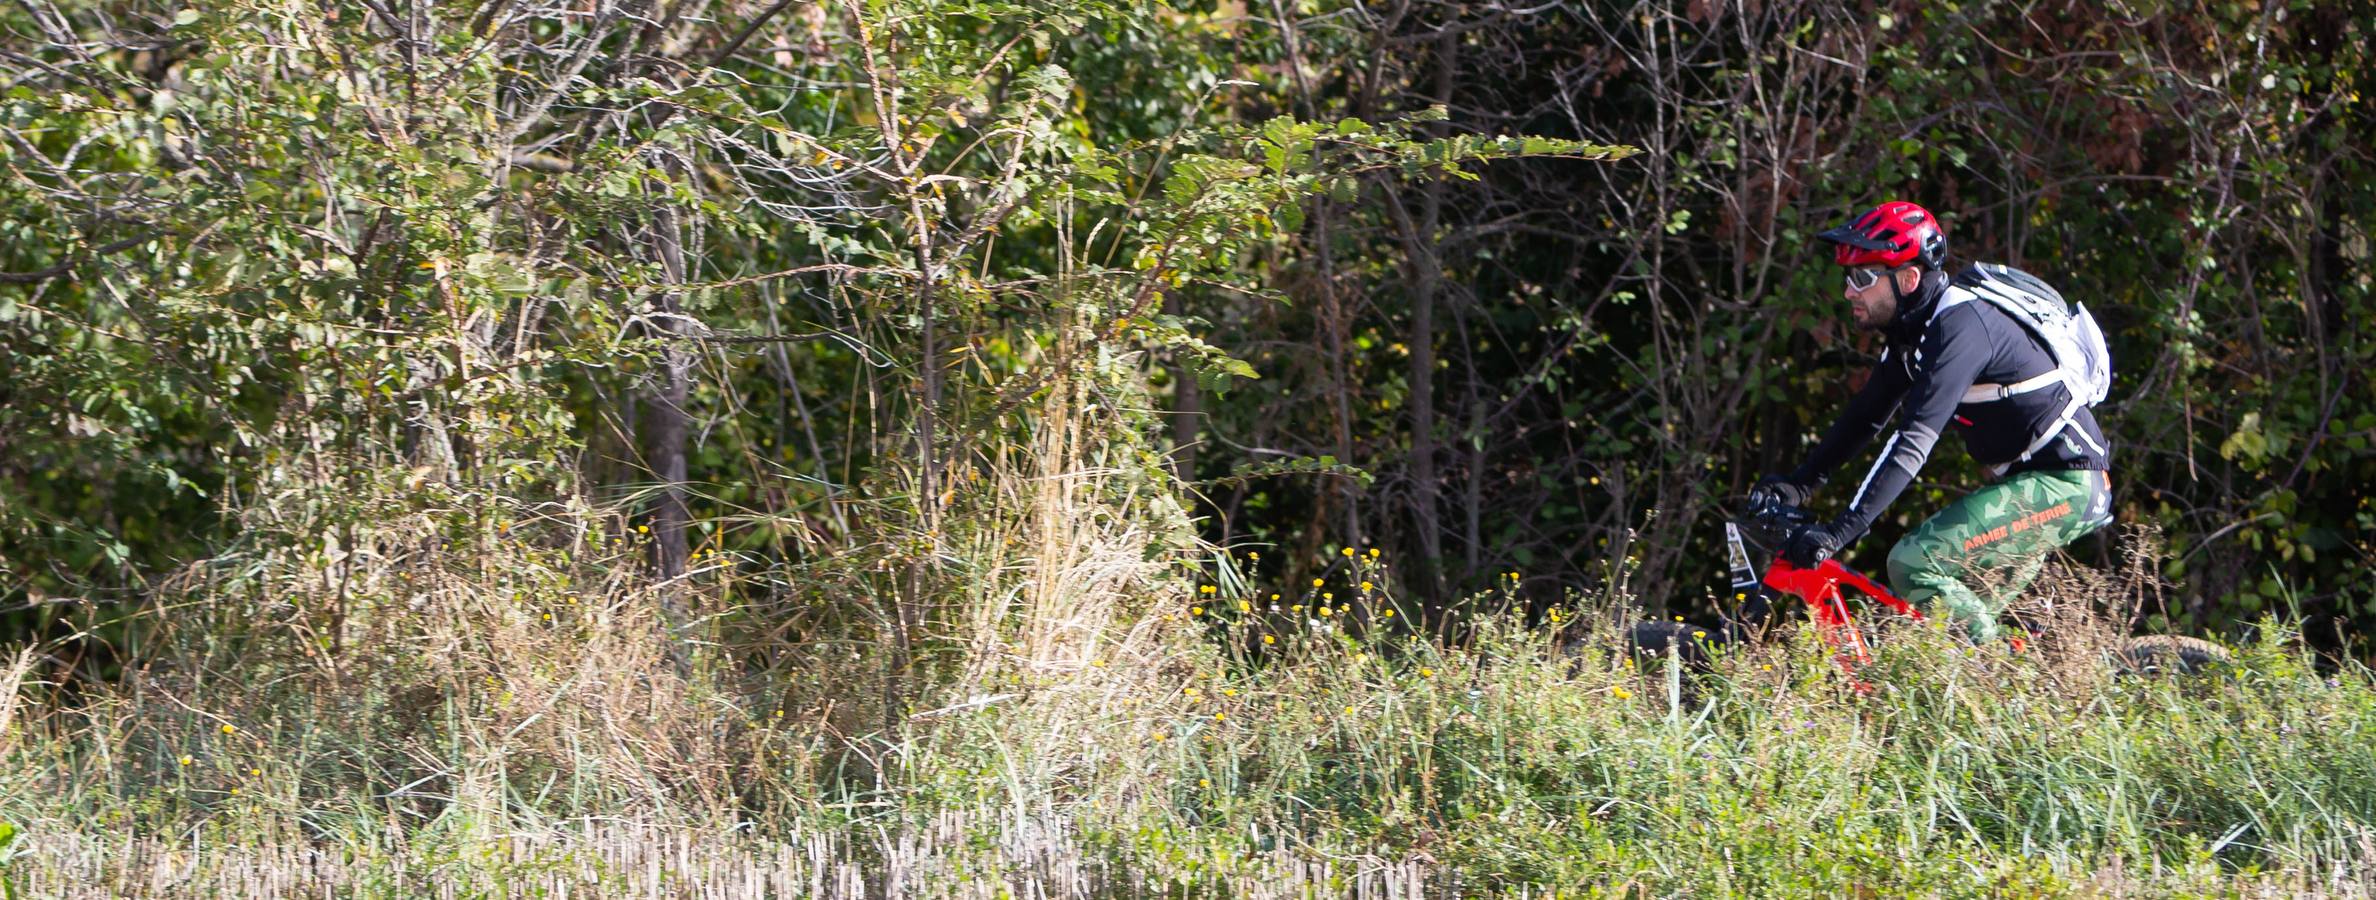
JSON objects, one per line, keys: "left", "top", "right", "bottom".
{"left": 1625, "top": 620, "right": 1722, "bottom": 673}
{"left": 2116, "top": 635, "right": 2230, "bottom": 675}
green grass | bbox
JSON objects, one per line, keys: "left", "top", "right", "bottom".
{"left": 4, "top": 585, "right": 2373, "bottom": 897}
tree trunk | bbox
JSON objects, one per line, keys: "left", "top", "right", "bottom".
{"left": 1307, "top": 205, "right": 1361, "bottom": 548}
{"left": 640, "top": 201, "right": 694, "bottom": 583}
{"left": 1166, "top": 290, "right": 1201, "bottom": 486}
{"left": 1392, "top": 26, "right": 1456, "bottom": 602}
{"left": 1392, "top": 184, "right": 1442, "bottom": 599}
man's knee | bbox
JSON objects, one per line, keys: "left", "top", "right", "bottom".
{"left": 1887, "top": 534, "right": 1938, "bottom": 599}
{"left": 1891, "top": 531, "right": 2011, "bottom": 642}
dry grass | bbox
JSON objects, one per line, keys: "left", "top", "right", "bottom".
{"left": 6, "top": 580, "right": 2376, "bottom": 896}
{"left": 3, "top": 422, "right": 2372, "bottom": 896}
{"left": 0, "top": 648, "right": 33, "bottom": 761}
{"left": 0, "top": 817, "right": 1474, "bottom": 899}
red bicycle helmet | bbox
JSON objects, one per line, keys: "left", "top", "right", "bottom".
{"left": 1818, "top": 201, "right": 1946, "bottom": 269}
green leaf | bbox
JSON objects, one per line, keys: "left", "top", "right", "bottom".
{"left": 2218, "top": 412, "right": 2270, "bottom": 467}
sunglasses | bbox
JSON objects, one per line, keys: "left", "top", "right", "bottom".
{"left": 1844, "top": 266, "right": 1896, "bottom": 291}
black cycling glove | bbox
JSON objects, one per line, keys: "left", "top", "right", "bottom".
{"left": 1781, "top": 520, "right": 1851, "bottom": 568}
{"left": 1748, "top": 475, "right": 1815, "bottom": 512}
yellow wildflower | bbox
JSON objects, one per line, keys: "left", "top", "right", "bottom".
{"left": 1341, "top": 547, "right": 1355, "bottom": 557}
{"left": 1419, "top": 667, "right": 1435, "bottom": 678}
{"left": 1311, "top": 578, "right": 1324, "bottom": 588}
{"left": 219, "top": 724, "right": 237, "bottom": 735}
{"left": 1191, "top": 606, "right": 1204, "bottom": 616}
{"left": 1612, "top": 686, "right": 1632, "bottom": 699}
{"left": 1361, "top": 582, "right": 1374, "bottom": 592}
{"left": 1263, "top": 635, "right": 1276, "bottom": 645}
{"left": 1200, "top": 584, "right": 1216, "bottom": 595}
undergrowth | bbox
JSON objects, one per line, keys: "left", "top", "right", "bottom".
{"left": 2, "top": 526, "right": 2373, "bottom": 897}
{"left": 0, "top": 407, "right": 2366, "bottom": 896}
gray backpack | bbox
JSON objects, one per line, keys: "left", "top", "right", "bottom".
{"left": 1942, "top": 263, "right": 2111, "bottom": 463}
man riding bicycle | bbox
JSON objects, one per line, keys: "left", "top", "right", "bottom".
{"left": 1753, "top": 201, "right": 2114, "bottom": 644}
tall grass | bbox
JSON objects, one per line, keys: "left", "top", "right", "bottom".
{"left": 2, "top": 403, "right": 2372, "bottom": 896}
{"left": 6, "top": 551, "right": 2374, "bottom": 896}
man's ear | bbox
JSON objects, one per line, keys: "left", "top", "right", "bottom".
{"left": 1896, "top": 266, "right": 1924, "bottom": 293}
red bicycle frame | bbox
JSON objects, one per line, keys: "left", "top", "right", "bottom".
{"left": 1762, "top": 558, "right": 1923, "bottom": 686}
{"left": 1723, "top": 513, "right": 1948, "bottom": 691}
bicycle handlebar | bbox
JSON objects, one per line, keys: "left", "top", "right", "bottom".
{"left": 1734, "top": 499, "right": 1817, "bottom": 551}
{"left": 1742, "top": 496, "right": 1816, "bottom": 525}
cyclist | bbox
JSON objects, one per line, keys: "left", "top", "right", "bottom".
{"left": 1752, "top": 201, "right": 2113, "bottom": 643}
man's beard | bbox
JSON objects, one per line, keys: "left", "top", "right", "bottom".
{"left": 1855, "top": 293, "right": 1898, "bottom": 331}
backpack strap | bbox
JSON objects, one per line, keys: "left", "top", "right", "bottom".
{"left": 1961, "top": 369, "right": 2063, "bottom": 404}
{"left": 2011, "top": 394, "right": 2108, "bottom": 467}
{"left": 1926, "top": 285, "right": 1974, "bottom": 326}
{"left": 1942, "top": 276, "right": 2108, "bottom": 467}
{"left": 1941, "top": 283, "right": 2064, "bottom": 403}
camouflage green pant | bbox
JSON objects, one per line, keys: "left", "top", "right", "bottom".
{"left": 1885, "top": 469, "right": 2112, "bottom": 643}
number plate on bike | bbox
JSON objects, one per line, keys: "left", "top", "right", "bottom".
{"left": 1725, "top": 521, "right": 1759, "bottom": 594}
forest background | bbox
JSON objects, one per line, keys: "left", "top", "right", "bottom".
{"left": 2, "top": 0, "right": 2374, "bottom": 893}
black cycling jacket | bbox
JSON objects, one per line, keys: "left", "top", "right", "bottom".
{"left": 1787, "top": 268, "right": 2110, "bottom": 537}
